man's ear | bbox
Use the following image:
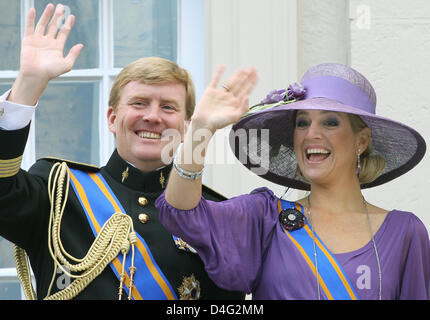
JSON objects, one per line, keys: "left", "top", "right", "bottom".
{"left": 107, "top": 106, "right": 117, "bottom": 134}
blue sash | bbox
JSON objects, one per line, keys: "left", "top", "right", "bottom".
{"left": 68, "top": 168, "right": 177, "bottom": 300}
{"left": 279, "top": 199, "right": 358, "bottom": 300}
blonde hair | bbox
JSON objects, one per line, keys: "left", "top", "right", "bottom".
{"left": 109, "top": 57, "right": 195, "bottom": 119}
{"left": 348, "top": 114, "right": 386, "bottom": 184}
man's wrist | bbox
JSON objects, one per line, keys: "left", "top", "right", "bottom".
{"left": 0, "top": 89, "right": 37, "bottom": 130}
{"left": 8, "top": 73, "right": 48, "bottom": 106}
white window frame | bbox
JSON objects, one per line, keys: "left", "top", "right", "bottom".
{"left": 0, "top": 0, "right": 205, "bottom": 300}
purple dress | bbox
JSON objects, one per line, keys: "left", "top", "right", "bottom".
{"left": 156, "top": 187, "right": 430, "bottom": 300}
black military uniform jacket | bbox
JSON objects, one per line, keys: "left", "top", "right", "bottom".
{"left": 0, "top": 124, "right": 243, "bottom": 300}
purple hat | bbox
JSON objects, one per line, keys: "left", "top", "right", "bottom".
{"left": 229, "top": 63, "right": 426, "bottom": 190}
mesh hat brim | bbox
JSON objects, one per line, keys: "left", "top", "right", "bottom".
{"left": 229, "top": 97, "right": 426, "bottom": 190}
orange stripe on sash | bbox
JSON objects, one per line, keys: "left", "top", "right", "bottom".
{"left": 88, "top": 173, "right": 122, "bottom": 213}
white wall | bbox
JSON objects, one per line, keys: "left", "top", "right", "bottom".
{"left": 297, "top": 0, "right": 350, "bottom": 75}
{"left": 349, "top": 0, "right": 430, "bottom": 230}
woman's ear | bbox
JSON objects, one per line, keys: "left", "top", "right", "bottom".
{"left": 357, "top": 127, "right": 371, "bottom": 153}
{"left": 107, "top": 106, "right": 117, "bottom": 134}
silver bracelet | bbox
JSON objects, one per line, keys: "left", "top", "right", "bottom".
{"left": 173, "top": 156, "right": 203, "bottom": 180}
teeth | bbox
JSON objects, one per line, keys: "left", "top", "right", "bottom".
{"left": 137, "top": 131, "right": 161, "bottom": 139}
{"left": 306, "top": 148, "right": 330, "bottom": 155}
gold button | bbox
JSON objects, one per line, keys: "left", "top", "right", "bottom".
{"left": 138, "top": 213, "right": 149, "bottom": 224}
{"left": 138, "top": 197, "right": 148, "bottom": 206}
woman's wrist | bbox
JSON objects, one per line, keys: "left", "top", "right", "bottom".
{"left": 173, "top": 153, "right": 204, "bottom": 180}
{"left": 174, "top": 118, "right": 213, "bottom": 171}
{"left": 189, "top": 116, "right": 217, "bottom": 135}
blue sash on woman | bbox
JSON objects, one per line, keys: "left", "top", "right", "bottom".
{"left": 279, "top": 199, "right": 358, "bottom": 300}
{"left": 68, "top": 168, "right": 177, "bottom": 300}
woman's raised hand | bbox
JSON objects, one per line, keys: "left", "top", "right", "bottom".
{"left": 191, "top": 65, "right": 258, "bottom": 133}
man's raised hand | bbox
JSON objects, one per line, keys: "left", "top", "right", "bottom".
{"left": 9, "top": 3, "right": 83, "bottom": 105}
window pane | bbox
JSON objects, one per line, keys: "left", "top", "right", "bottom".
{"left": 0, "top": 1, "right": 20, "bottom": 70}
{"left": 35, "top": 0, "right": 99, "bottom": 69}
{"left": 113, "top": 0, "right": 177, "bottom": 68}
{"left": 35, "top": 82, "right": 100, "bottom": 165}
{"left": 0, "top": 238, "right": 15, "bottom": 268}
{"left": 0, "top": 84, "right": 12, "bottom": 97}
{"left": 0, "top": 282, "right": 21, "bottom": 300}
{"left": 0, "top": 237, "right": 20, "bottom": 299}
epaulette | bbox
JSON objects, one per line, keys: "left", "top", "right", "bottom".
{"left": 202, "top": 184, "right": 228, "bottom": 201}
{"left": 36, "top": 156, "right": 100, "bottom": 173}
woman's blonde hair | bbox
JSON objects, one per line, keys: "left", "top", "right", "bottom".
{"left": 109, "top": 57, "right": 195, "bottom": 120}
{"left": 348, "top": 114, "right": 386, "bottom": 184}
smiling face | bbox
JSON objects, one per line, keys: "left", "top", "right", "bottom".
{"left": 293, "top": 110, "right": 370, "bottom": 187}
{"left": 107, "top": 80, "right": 187, "bottom": 172}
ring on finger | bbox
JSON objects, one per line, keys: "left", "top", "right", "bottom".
{"left": 222, "top": 84, "right": 231, "bottom": 92}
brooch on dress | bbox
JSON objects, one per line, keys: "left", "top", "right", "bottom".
{"left": 279, "top": 208, "right": 305, "bottom": 231}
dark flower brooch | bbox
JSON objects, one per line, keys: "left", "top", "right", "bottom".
{"left": 279, "top": 208, "right": 305, "bottom": 231}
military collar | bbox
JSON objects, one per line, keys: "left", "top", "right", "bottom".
{"left": 103, "top": 149, "right": 171, "bottom": 193}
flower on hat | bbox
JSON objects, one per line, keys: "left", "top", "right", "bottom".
{"left": 287, "top": 82, "right": 306, "bottom": 100}
{"left": 244, "top": 82, "right": 307, "bottom": 119}
{"left": 260, "top": 89, "right": 287, "bottom": 104}
{"left": 260, "top": 82, "right": 306, "bottom": 105}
